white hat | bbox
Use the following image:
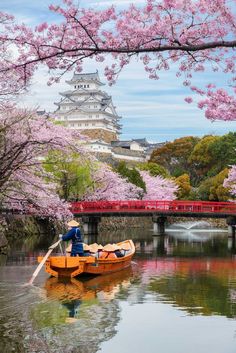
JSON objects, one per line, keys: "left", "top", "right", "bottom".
{"left": 67, "top": 220, "right": 80, "bottom": 227}
{"left": 103, "top": 244, "right": 119, "bottom": 252}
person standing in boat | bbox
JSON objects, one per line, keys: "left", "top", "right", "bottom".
{"left": 59, "top": 220, "right": 84, "bottom": 257}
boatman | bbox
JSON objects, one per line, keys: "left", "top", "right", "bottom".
{"left": 59, "top": 220, "right": 84, "bottom": 257}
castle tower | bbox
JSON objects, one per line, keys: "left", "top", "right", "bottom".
{"left": 54, "top": 71, "right": 121, "bottom": 143}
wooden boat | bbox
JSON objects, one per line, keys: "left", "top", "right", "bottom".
{"left": 37, "top": 239, "right": 135, "bottom": 278}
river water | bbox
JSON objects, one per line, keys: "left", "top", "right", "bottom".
{"left": 0, "top": 226, "right": 236, "bottom": 353}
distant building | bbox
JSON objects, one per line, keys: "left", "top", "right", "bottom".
{"left": 86, "top": 138, "right": 165, "bottom": 162}
{"left": 111, "top": 139, "right": 165, "bottom": 161}
{"left": 54, "top": 71, "right": 121, "bottom": 143}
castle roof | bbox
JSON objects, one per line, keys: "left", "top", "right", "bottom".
{"left": 66, "top": 71, "right": 104, "bottom": 86}
{"left": 111, "top": 138, "right": 149, "bottom": 148}
{"left": 58, "top": 89, "right": 109, "bottom": 99}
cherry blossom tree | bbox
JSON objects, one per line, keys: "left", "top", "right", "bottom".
{"left": 84, "top": 163, "right": 143, "bottom": 200}
{"left": 84, "top": 165, "right": 178, "bottom": 201}
{"left": 0, "top": 11, "right": 28, "bottom": 97}
{"left": 1, "top": 0, "right": 235, "bottom": 120}
{"left": 0, "top": 104, "right": 85, "bottom": 219}
{"left": 140, "top": 171, "right": 178, "bottom": 200}
{"left": 223, "top": 166, "right": 236, "bottom": 197}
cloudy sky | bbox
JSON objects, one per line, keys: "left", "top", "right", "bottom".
{"left": 2, "top": 0, "right": 236, "bottom": 142}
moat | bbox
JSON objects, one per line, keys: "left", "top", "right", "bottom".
{"left": 0, "top": 225, "right": 236, "bottom": 353}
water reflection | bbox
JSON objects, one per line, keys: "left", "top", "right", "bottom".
{"left": 1, "top": 227, "right": 236, "bottom": 353}
{"left": 29, "top": 268, "right": 135, "bottom": 353}
{"left": 39, "top": 267, "right": 134, "bottom": 322}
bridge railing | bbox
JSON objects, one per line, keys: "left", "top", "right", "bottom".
{"left": 70, "top": 200, "right": 236, "bottom": 215}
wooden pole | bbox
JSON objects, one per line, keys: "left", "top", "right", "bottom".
{"left": 28, "top": 239, "right": 62, "bottom": 285}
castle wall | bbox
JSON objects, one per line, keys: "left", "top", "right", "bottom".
{"left": 81, "top": 129, "right": 118, "bottom": 143}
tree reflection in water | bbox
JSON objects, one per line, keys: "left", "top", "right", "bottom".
{"left": 139, "top": 258, "right": 236, "bottom": 318}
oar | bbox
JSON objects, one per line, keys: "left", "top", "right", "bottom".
{"left": 28, "top": 239, "right": 62, "bottom": 285}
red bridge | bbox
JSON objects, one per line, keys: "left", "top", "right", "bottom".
{"left": 71, "top": 200, "right": 236, "bottom": 216}
{"left": 70, "top": 200, "right": 236, "bottom": 236}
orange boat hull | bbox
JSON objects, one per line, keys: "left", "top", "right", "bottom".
{"left": 38, "top": 240, "right": 135, "bottom": 278}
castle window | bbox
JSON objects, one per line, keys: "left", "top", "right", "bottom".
{"left": 87, "top": 84, "right": 89, "bottom": 88}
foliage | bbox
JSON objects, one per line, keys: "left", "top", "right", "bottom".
{"left": 188, "top": 133, "right": 236, "bottom": 185}
{"left": 0, "top": 105, "right": 84, "bottom": 219}
{"left": 150, "top": 136, "right": 200, "bottom": 178}
{"left": 188, "top": 135, "right": 221, "bottom": 180}
{"left": 83, "top": 163, "right": 143, "bottom": 201}
{"left": 115, "top": 161, "right": 146, "bottom": 191}
{"left": 44, "top": 152, "right": 92, "bottom": 201}
{"left": 1, "top": 1, "right": 236, "bottom": 120}
{"left": 0, "top": 1, "right": 236, "bottom": 207}
{"left": 137, "top": 162, "right": 169, "bottom": 178}
{"left": 198, "top": 168, "right": 231, "bottom": 201}
{"left": 175, "top": 173, "right": 191, "bottom": 200}
{"left": 207, "top": 132, "right": 236, "bottom": 176}
{"left": 150, "top": 133, "right": 236, "bottom": 194}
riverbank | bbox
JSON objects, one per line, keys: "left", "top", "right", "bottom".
{"left": 0, "top": 214, "right": 228, "bottom": 250}
{"left": 0, "top": 214, "right": 63, "bottom": 250}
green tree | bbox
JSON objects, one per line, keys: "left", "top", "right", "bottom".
{"left": 188, "top": 135, "right": 220, "bottom": 183}
{"left": 175, "top": 173, "right": 191, "bottom": 200}
{"left": 137, "top": 162, "right": 169, "bottom": 178}
{"left": 198, "top": 168, "right": 231, "bottom": 201}
{"left": 150, "top": 136, "right": 200, "bottom": 178}
{"left": 115, "top": 161, "right": 146, "bottom": 191}
{"left": 44, "top": 152, "right": 92, "bottom": 201}
{"left": 207, "top": 132, "right": 236, "bottom": 176}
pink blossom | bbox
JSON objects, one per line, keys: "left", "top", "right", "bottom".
{"left": 84, "top": 164, "right": 143, "bottom": 201}
{"left": 0, "top": 104, "right": 85, "bottom": 219}
{"left": 140, "top": 171, "right": 178, "bottom": 200}
{"left": 0, "top": 1, "right": 235, "bottom": 120}
{"left": 224, "top": 166, "right": 236, "bottom": 197}
{"left": 185, "top": 97, "right": 193, "bottom": 103}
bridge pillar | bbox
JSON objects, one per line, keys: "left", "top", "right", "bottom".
{"left": 226, "top": 217, "right": 236, "bottom": 238}
{"left": 152, "top": 216, "right": 167, "bottom": 235}
{"left": 82, "top": 216, "right": 101, "bottom": 235}
{"left": 228, "top": 225, "right": 236, "bottom": 238}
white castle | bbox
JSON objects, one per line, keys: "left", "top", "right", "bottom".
{"left": 54, "top": 71, "right": 164, "bottom": 161}
{"left": 54, "top": 71, "right": 121, "bottom": 143}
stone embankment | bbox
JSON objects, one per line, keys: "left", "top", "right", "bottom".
{"left": 98, "top": 216, "right": 152, "bottom": 231}
{"left": 0, "top": 214, "right": 227, "bottom": 251}
{"left": 97, "top": 216, "right": 227, "bottom": 231}
{"left": 0, "top": 214, "right": 64, "bottom": 251}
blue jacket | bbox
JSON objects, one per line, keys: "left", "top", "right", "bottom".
{"left": 62, "top": 227, "right": 83, "bottom": 256}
